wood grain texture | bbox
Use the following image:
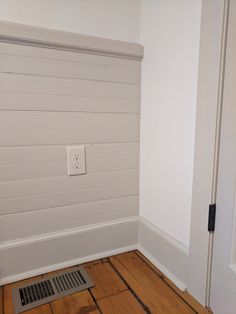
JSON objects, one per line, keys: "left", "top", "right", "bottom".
{"left": 23, "top": 304, "right": 52, "bottom": 314}
{"left": 3, "top": 275, "right": 52, "bottom": 314}
{"left": 85, "top": 262, "right": 127, "bottom": 300}
{"left": 98, "top": 290, "right": 145, "bottom": 314}
{"left": 135, "top": 251, "right": 212, "bottom": 314}
{"left": 51, "top": 290, "right": 99, "bottom": 314}
{"left": 0, "top": 286, "right": 3, "bottom": 314}
{"left": 109, "top": 252, "right": 195, "bottom": 314}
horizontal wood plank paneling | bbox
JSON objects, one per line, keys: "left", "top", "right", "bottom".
{"left": 0, "top": 151, "right": 139, "bottom": 181}
{"left": 0, "top": 43, "right": 140, "bottom": 113}
{"left": 0, "top": 128, "right": 139, "bottom": 145}
{"left": 0, "top": 53, "right": 140, "bottom": 84}
{"left": 0, "top": 111, "right": 139, "bottom": 129}
{"left": 0, "top": 143, "right": 139, "bottom": 164}
{"left": 0, "top": 92, "right": 140, "bottom": 113}
{"left": 0, "top": 182, "right": 138, "bottom": 215}
{"left": 0, "top": 196, "right": 138, "bottom": 241}
{"left": 0, "top": 111, "right": 139, "bottom": 145}
{"left": 0, "top": 170, "right": 139, "bottom": 198}
{"left": 0, "top": 27, "right": 141, "bottom": 259}
{"left": 0, "top": 73, "right": 139, "bottom": 98}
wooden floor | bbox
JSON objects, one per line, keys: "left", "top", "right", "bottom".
{"left": 0, "top": 251, "right": 212, "bottom": 314}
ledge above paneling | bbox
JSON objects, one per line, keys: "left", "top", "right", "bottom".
{"left": 0, "top": 21, "right": 144, "bottom": 60}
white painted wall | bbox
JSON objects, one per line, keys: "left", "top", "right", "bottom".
{"left": 140, "top": 0, "right": 202, "bottom": 246}
{"left": 0, "top": 0, "right": 141, "bottom": 43}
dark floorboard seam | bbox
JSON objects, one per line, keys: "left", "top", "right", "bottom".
{"left": 134, "top": 250, "right": 198, "bottom": 314}
{"left": 88, "top": 288, "right": 103, "bottom": 314}
{"left": 108, "top": 258, "right": 151, "bottom": 314}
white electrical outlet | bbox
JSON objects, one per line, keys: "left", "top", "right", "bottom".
{"left": 67, "top": 145, "right": 86, "bottom": 176}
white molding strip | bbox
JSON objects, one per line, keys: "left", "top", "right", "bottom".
{"left": 0, "top": 216, "right": 139, "bottom": 285}
{"left": 0, "top": 244, "right": 137, "bottom": 286}
{"left": 0, "top": 215, "right": 190, "bottom": 292}
{"left": 139, "top": 216, "right": 189, "bottom": 255}
{"left": 137, "top": 244, "right": 187, "bottom": 291}
{"left": 0, "top": 21, "right": 143, "bottom": 60}
{"left": 138, "top": 216, "right": 189, "bottom": 290}
{"left": 0, "top": 216, "right": 138, "bottom": 250}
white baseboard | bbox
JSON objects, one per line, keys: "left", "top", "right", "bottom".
{"left": 138, "top": 216, "right": 189, "bottom": 291}
{"left": 0, "top": 217, "right": 138, "bottom": 285}
{"left": 1, "top": 244, "right": 137, "bottom": 286}
{"left": 0, "top": 215, "right": 189, "bottom": 293}
{"left": 137, "top": 244, "right": 187, "bottom": 291}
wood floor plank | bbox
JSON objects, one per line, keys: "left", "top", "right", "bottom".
{"left": 2, "top": 251, "right": 212, "bottom": 314}
{"left": 98, "top": 290, "right": 145, "bottom": 314}
{"left": 135, "top": 251, "right": 212, "bottom": 314}
{"left": 109, "top": 252, "right": 195, "bottom": 314}
{"left": 50, "top": 290, "right": 99, "bottom": 314}
{"left": 3, "top": 276, "right": 52, "bottom": 314}
{"left": 0, "top": 286, "right": 3, "bottom": 314}
{"left": 85, "top": 261, "right": 127, "bottom": 300}
{"left": 23, "top": 304, "right": 52, "bottom": 314}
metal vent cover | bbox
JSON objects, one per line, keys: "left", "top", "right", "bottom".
{"left": 12, "top": 266, "right": 94, "bottom": 314}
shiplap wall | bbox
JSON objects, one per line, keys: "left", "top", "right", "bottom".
{"left": 0, "top": 25, "right": 142, "bottom": 252}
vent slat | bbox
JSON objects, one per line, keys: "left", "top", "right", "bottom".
{"left": 65, "top": 273, "right": 73, "bottom": 289}
{"left": 56, "top": 277, "right": 63, "bottom": 293}
{"left": 74, "top": 272, "right": 83, "bottom": 285}
{"left": 62, "top": 274, "right": 70, "bottom": 290}
{"left": 13, "top": 266, "right": 94, "bottom": 313}
{"left": 77, "top": 270, "right": 86, "bottom": 284}
{"left": 22, "top": 287, "right": 29, "bottom": 305}
{"left": 58, "top": 276, "right": 66, "bottom": 291}
{"left": 52, "top": 278, "right": 60, "bottom": 293}
{"left": 68, "top": 273, "right": 76, "bottom": 288}
{"left": 71, "top": 271, "right": 82, "bottom": 286}
{"left": 31, "top": 285, "right": 37, "bottom": 302}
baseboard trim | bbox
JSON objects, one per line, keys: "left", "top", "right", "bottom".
{"left": 138, "top": 216, "right": 189, "bottom": 290}
{"left": 0, "top": 244, "right": 137, "bottom": 286}
{"left": 139, "top": 217, "right": 189, "bottom": 255}
{"left": 0, "top": 217, "right": 138, "bottom": 285}
{"left": 0, "top": 216, "right": 138, "bottom": 250}
{"left": 137, "top": 244, "right": 187, "bottom": 291}
{"left": 0, "top": 215, "right": 189, "bottom": 292}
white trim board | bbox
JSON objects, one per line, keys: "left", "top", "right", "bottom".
{"left": 0, "top": 217, "right": 138, "bottom": 285}
{"left": 138, "top": 216, "right": 189, "bottom": 290}
{"left": 0, "top": 215, "right": 189, "bottom": 294}
{"left": 137, "top": 245, "right": 187, "bottom": 292}
{"left": 0, "top": 21, "right": 143, "bottom": 60}
{"left": 139, "top": 217, "right": 189, "bottom": 255}
{"left": 1, "top": 245, "right": 137, "bottom": 286}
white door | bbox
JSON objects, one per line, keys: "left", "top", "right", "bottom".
{"left": 211, "top": 1, "right": 236, "bottom": 313}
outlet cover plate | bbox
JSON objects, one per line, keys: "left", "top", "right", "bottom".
{"left": 67, "top": 145, "right": 86, "bottom": 176}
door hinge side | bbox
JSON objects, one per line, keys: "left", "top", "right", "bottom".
{"left": 208, "top": 204, "right": 216, "bottom": 232}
